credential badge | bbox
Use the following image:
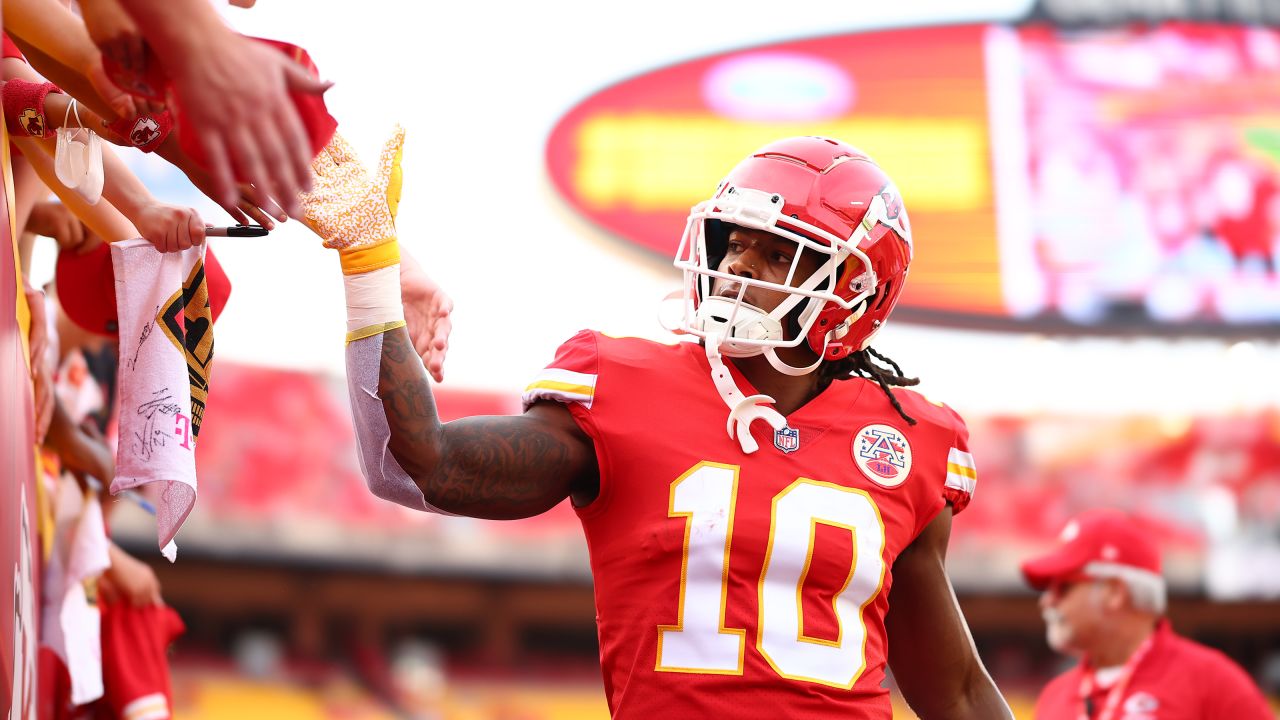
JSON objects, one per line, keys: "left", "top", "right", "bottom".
{"left": 1123, "top": 692, "right": 1159, "bottom": 714}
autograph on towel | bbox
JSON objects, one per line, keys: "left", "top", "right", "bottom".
{"left": 126, "top": 309, "right": 158, "bottom": 372}
{"left": 132, "top": 388, "right": 191, "bottom": 461}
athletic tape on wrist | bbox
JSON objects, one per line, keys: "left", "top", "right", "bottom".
{"left": 2, "top": 79, "right": 56, "bottom": 138}
{"left": 106, "top": 110, "right": 172, "bottom": 153}
{"left": 344, "top": 264, "right": 405, "bottom": 342}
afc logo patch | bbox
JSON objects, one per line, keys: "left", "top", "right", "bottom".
{"left": 774, "top": 425, "right": 799, "bottom": 453}
{"left": 853, "top": 423, "right": 912, "bottom": 487}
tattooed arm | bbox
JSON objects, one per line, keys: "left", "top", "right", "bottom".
{"left": 360, "top": 327, "right": 599, "bottom": 519}
{"left": 302, "top": 130, "right": 597, "bottom": 518}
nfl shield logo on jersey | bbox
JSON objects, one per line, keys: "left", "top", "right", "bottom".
{"left": 774, "top": 426, "right": 800, "bottom": 453}
{"left": 853, "top": 424, "right": 913, "bottom": 487}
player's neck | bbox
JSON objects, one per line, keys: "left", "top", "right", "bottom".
{"left": 1088, "top": 615, "right": 1158, "bottom": 668}
{"left": 729, "top": 354, "right": 823, "bottom": 417}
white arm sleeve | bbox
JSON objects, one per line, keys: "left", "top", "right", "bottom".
{"left": 343, "top": 261, "right": 455, "bottom": 515}
{"left": 345, "top": 333, "right": 454, "bottom": 514}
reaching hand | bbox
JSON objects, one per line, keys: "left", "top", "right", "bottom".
{"left": 101, "top": 542, "right": 163, "bottom": 607}
{"left": 229, "top": 185, "right": 287, "bottom": 231}
{"left": 131, "top": 202, "right": 205, "bottom": 253}
{"left": 168, "top": 31, "right": 331, "bottom": 218}
{"left": 299, "top": 128, "right": 403, "bottom": 252}
{"left": 57, "top": 417, "right": 115, "bottom": 485}
{"left": 81, "top": 0, "right": 145, "bottom": 79}
{"left": 159, "top": 137, "right": 286, "bottom": 230}
{"left": 27, "top": 201, "right": 97, "bottom": 255}
{"left": 400, "top": 249, "right": 452, "bottom": 382}
{"left": 85, "top": 53, "right": 139, "bottom": 120}
{"left": 79, "top": 0, "right": 162, "bottom": 116}
{"left": 23, "top": 281, "right": 54, "bottom": 444}
{"left": 302, "top": 128, "right": 450, "bottom": 378}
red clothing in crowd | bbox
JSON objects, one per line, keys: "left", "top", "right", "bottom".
{"left": 2, "top": 32, "right": 25, "bottom": 60}
{"left": 1035, "top": 619, "right": 1272, "bottom": 720}
{"left": 37, "top": 603, "right": 184, "bottom": 720}
{"left": 3, "top": 31, "right": 29, "bottom": 159}
{"left": 98, "top": 601, "right": 185, "bottom": 720}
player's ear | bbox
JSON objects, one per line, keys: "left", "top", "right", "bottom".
{"left": 1102, "top": 578, "right": 1129, "bottom": 611}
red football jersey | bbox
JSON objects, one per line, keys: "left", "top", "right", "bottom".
{"left": 1035, "top": 620, "right": 1273, "bottom": 720}
{"left": 524, "top": 332, "right": 976, "bottom": 719}
{"left": 99, "top": 602, "right": 185, "bottom": 720}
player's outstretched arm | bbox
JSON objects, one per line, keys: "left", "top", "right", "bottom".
{"left": 301, "top": 128, "right": 596, "bottom": 519}
{"left": 377, "top": 327, "right": 598, "bottom": 519}
{"left": 884, "top": 508, "right": 1014, "bottom": 720}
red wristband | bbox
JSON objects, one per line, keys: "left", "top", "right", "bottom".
{"left": 107, "top": 110, "right": 173, "bottom": 153}
{"left": 2, "top": 79, "right": 56, "bottom": 138}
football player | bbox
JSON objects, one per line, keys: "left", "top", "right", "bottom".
{"left": 302, "top": 131, "right": 1013, "bottom": 719}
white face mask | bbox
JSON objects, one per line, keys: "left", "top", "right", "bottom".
{"left": 54, "top": 100, "right": 104, "bottom": 205}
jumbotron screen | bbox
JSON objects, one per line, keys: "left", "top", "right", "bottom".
{"left": 546, "top": 23, "right": 1280, "bottom": 336}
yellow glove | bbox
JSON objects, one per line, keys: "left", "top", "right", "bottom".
{"left": 300, "top": 127, "right": 405, "bottom": 275}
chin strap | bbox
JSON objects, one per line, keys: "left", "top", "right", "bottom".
{"left": 764, "top": 344, "right": 825, "bottom": 376}
{"left": 765, "top": 297, "right": 868, "bottom": 376}
{"left": 705, "top": 334, "right": 787, "bottom": 454}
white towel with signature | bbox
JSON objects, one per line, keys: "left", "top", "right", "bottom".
{"left": 111, "top": 239, "right": 215, "bottom": 561}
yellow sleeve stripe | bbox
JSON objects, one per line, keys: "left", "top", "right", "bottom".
{"left": 345, "top": 320, "right": 406, "bottom": 344}
{"left": 523, "top": 379, "right": 594, "bottom": 396}
{"left": 522, "top": 368, "right": 597, "bottom": 410}
{"left": 946, "top": 447, "right": 977, "bottom": 495}
{"left": 945, "top": 471, "right": 976, "bottom": 495}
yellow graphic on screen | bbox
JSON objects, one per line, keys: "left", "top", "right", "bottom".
{"left": 573, "top": 115, "right": 989, "bottom": 214}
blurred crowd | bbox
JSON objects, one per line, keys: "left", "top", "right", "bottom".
{"left": 150, "top": 361, "right": 1280, "bottom": 600}
{"left": 4, "top": 0, "right": 330, "bottom": 717}
{"left": 1021, "top": 24, "right": 1280, "bottom": 325}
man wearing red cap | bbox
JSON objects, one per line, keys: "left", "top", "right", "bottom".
{"left": 1022, "top": 508, "right": 1272, "bottom": 720}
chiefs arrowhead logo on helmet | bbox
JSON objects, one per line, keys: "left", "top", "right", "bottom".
{"left": 675, "top": 136, "right": 915, "bottom": 362}
{"left": 880, "top": 187, "right": 903, "bottom": 221}
{"left": 877, "top": 184, "right": 911, "bottom": 247}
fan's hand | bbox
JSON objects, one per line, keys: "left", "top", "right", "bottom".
{"left": 400, "top": 249, "right": 452, "bottom": 382}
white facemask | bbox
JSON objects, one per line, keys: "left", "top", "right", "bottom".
{"left": 54, "top": 100, "right": 104, "bottom": 205}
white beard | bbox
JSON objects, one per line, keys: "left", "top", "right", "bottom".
{"left": 1044, "top": 611, "right": 1072, "bottom": 653}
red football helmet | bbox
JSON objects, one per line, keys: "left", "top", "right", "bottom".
{"left": 673, "top": 136, "right": 913, "bottom": 372}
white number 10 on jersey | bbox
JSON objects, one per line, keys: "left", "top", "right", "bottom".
{"left": 656, "top": 461, "right": 888, "bottom": 689}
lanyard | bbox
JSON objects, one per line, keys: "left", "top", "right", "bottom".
{"left": 1077, "top": 633, "right": 1156, "bottom": 720}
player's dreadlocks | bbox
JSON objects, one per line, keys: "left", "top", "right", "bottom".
{"left": 818, "top": 346, "right": 919, "bottom": 425}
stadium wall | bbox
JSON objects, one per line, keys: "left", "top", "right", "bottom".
{"left": 1, "top": 123, "right": 39, "bottom": 720}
